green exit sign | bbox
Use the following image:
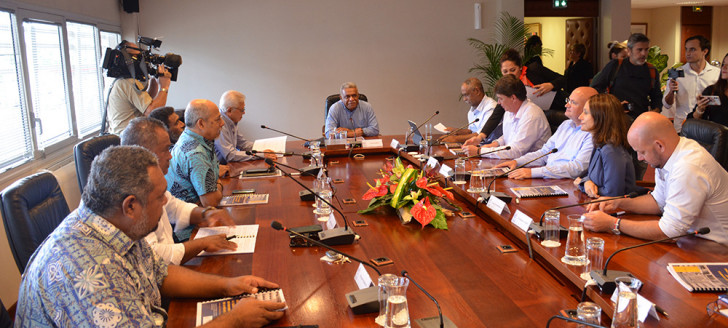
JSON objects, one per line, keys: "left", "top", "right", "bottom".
{"left": 554, "top": 0, "right": 567, "bottom": 8}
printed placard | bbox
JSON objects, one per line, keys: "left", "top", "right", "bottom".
{"left": 511, "top": 210, "right": 534, "bottom": 232}
{"left": 354, "top": 263, "right": 374, "bottom": 289}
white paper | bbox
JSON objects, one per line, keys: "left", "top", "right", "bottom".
{"left": 610, "top": 287, "right": 659, "bottom": 322}
{"left": 326, "top": 212, "right": 337, "bottom": 230}
{"left": 354, "top": 263, "right": 374, "bottom": 289}
{"left": 390, "top": 139, "right": 400, "bottom": 149}
{"left": 252, "top": 136, "right": 287, "bottom": 157}
{"left": 511, "top": 210, "right": 533, "bottom": 232}
{"left": 439, "top": 164, "right": 454, "bottom": 177}
{"left": 434, "top": 123, "right": 448, "bottom": 133}
{"left": 525, "top": 86, "right": 557, "bottom": 111}
{"left": 193, "top": 224, "right": 259, "bottom": 255}
{"left": 487, "top": 195, "right": 510, "bottom": 215}
{"left": 362, "top": 139, "right": 383, "bottom": 148}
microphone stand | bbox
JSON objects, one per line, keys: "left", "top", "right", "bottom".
{"left": 405, "top": 111, "right": 440, "bottom": 148}
{"left": 271, "top": 221, "right": 382, "bottom": 314}
{"left": 260, "top": 124, "right": 312, "bottom": 142}
{"left": 591, "top": 227, "right": 710, "bottom": 294}
{"left": 248, "top": 149, "right": 312, "bottom": 160}
{"left": 480, "top": 148, "right": 558, "bottom": 204}
{"left": 429, "top": 118, "right": 480, "bottom": 147}
{"left": 402, "top": 270, "right": 457, "bottom": 328}
{"left": 271, "top": 161, "right": 358, "bottom": 245}
{"left": 442, "top": 146, "right": 511, "bottom": 161}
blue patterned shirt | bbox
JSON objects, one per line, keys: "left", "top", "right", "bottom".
{"left": 15, "top": 205, "right": 169, "bottom": 327}
{"left": 167, "top": 129, "right": 220, "bottom": 203}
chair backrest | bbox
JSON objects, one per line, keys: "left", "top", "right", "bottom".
{"left": 681, "top": 119, "right": 728, "bottom": 170}
{"left": 0, "top": 172, "right": 70, "bottom": 273}
{"left": 74, "top": 134, "right": 120, "bottom": 192}
{"left": 544, "top": 110, "right": 568, "bottom": 134}
{"left": 324, "top": 93, "right": 368, "bottom": 120}
{"left": 0, "top": 297, "right": 11, "bottom": 328}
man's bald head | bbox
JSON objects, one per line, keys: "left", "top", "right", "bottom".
{"left": 565, "top": 87, "right": 597, "bottom": 123}
{"left": 185, "top": 99, "right": 223, "bottom": 140}
{"left": 628, "top": 112, "right": 680, "bottom": 168}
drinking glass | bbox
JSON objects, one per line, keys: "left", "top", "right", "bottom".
{"left": 313, "top": 177, "right": 332, "bottom": 218}
{"left": 612, "top": 277, "right": 642, "bottom": 328}
{"left": 424, "top": 124, "right": 432, "bottom": 142}
{"left": 577, "top": 301, "right": 601, "bottom": 327}
{"left": 418, "top": 140, "right": 429, "bottom": 158}
{"left": 562, "top": 214, "right": 587, "bottom": 266}
{"left": 384, "top": 276, "right": 410, "bottom": 328}
{"left": 467, "top": 160, "right": 487, "bottom": 193}
{"left": 541, "top": 210, "right": 561, "bottom": 247}
{"left": 581, "top": 237, "right": 604, "bottom": 280}
{"left": 376, "top": 274, "right": 398, "bottom": 326}
{"left": 453, "top": 158, "right": 467, "bottom": 186}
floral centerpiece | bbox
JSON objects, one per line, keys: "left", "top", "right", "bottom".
{"left": 358, "top": 157, "right": 459, "bottom": 230}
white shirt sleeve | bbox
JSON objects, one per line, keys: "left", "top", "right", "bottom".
{"left": 144, "top": 192, "right": 198, "bottom": 265}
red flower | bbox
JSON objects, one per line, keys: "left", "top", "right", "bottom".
{"left": 363, "top": 184, "right": 388, "bottom": 200}
{"left": 411, "top": 197, "right": 436, "bottom": 228}
{"left": 389, "top": 184, "right": 398, "bottom": 194}
{"left": 415, "top": 177, "right": 442, "bottom": 197}
{"left": 433, "top": 185, "right": 454, "bottom": 201}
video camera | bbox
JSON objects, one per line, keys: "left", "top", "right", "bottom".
{"left": 667, "top": 68, "right": 685, "bottom": 80}
{"left": 102, "top": 36, "right": 182, "bottom": 82}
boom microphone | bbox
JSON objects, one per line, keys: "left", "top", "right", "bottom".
{"left": 401, "top": 270, "right": 457, "bottom": 328}
{"left": 260, "top": 124, "right": 312, "bottom": 142}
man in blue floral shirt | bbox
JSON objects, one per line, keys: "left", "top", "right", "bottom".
{"left": 15, "top": 146, "right": 285, "bottom": 327}
{"left": 166, "top": 99, "right": 225, "bottom": 207}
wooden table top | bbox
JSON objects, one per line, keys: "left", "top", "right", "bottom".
{"left": 166, "top": 136, "right": 728, "bottom": 327}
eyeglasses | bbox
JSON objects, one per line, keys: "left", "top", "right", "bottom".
{"left": 565, "top": 98, "right": 579, "bottom": 106}
{"left": 707, "top": 294, "right": 728, "bottom": 318}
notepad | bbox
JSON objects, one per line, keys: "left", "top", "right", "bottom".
{"left": 509, "top": 185, "right": 568, "bottom": 198}
{"left": 196, "top": 288, "right": 287, "bottom": 326}
{"left": 193, "top": 225, "right": 259, "bottom": 255}
{"left": 219, "top": 193, "right": 269, "bottom": 206}
{"left": 667, "top": 262, "right": 728, "bottom": 292}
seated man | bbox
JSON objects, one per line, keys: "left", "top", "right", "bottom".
{"left": 15, "top": 146, "right": 285, "bottom": 327}
{"left": 149, "top": 106, "right": 185, "bottom": 143}
{"left": 442, "top": 77, "right": 503, "bottom": 143}
{"left": 122, "top": 117, "right": 237, "bottom": 264}
{"left": 463, "top": 75, "right": 551, "bottom": 159}
{"left": 493, "top": 87, "right": 597, "bottom": 179}
{"left": 325, "top": 82, "right": 379, "bottom": 138}
{"left": 214, "top": 90, "right": 276, "bottom": 164}
{"left": 583, "top": 112, "right": 728, "bottom": 244}
{"left": 167, "top": 99, "right": 225, "bottom": 207}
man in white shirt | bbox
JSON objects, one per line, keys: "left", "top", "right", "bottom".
{"left": 214, "top": 90, "right": 275, "bottom": 164}
{"left": 662, "top": 35, "right": 720, "bottom": 133}
{"left": 463, "top": 74, "right": 551, "bottom": 159}
{"left": 442, "top": 78, "right": 502, "bottom": 143}
{"left": 121, "top": 117, "right": 238, "bottom": 264}
{"left": 583, "top": 112, "right": 728, "bottom": 245}
{"left": 493, "top": 87, "right": 597, "bottom": 179}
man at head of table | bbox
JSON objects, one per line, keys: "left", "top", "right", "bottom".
{"left": 582, "top": 112, "right": 728, "bottom": 244}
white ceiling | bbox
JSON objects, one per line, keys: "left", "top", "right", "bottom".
{"left": 632, "top": 0, "right": 728, "bottom": 9}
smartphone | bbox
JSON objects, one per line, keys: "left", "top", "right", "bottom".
{"left": 460, "top": 211, "right": 475, "bottom": 218}
{"left": 370, "top": 257, "right": 394, "bottom": 266}
{"left": 233, "top": 189, "right": 255, "bottom": 194}
{"left": 497, "top": 245, "right": 517, "bottom": 253}
{"left": 704, "top": 95, "right": 721, "bottom": 106}
{"left": 343, "top": 198, "right": 356, "bottom": 204}
{"left": 353, "top": 220, "right": 368, "bottom": 227}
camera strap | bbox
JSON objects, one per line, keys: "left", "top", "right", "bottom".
{"left": 99, "top": 78, "right": 120, "bottom": 136}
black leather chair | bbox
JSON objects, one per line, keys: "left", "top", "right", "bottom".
{"left": 1, "top": 172, "right": 70, "bottom": 273}
{"left": 74, "top": 134, "right": 120, "bottom": 192}
{"left": 681, "top": 119, "right": 728, "bottom": 170}
{"left": 0, "top": 297, "right": 11, "bottom": 328}
{"left": 544, "top": 110, "right": 568, "bottom": 134}
{"left": 324, "top": 93, "right": 368, "bottom": 120}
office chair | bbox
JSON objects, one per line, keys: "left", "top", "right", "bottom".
{"left": 681, "top": 119, "right": 728, "bottom": 170}
{"left": 0, "top": 172, "right": 70, "bottom": 273}
{"left": 0, "top": 297, "right": 10, "bottom": 328}
{"left": 73, "top": 134, "right": 120, "bottom": 192}
{"left": 544, "top": 110, "right": 568, "bottom": 134}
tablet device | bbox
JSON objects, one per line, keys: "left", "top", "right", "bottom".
{"left": 407, "top": 120, "right": 423, "bottom": 145}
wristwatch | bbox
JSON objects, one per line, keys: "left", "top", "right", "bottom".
{"left": 201, "top": 206, "right": 216, "bottom": 218}
{"left": 612, "top": 218, "right": 622, "bottom": 235}
{"left": 160, "top": 87, "right": 168, "bottom": 93}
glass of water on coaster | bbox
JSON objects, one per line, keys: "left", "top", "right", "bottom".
{"left": 467, "top": 160, "right": 487, "bottom": 193}
{"left": 541, "top": 210, "right": 562, "bottom": 247}
{"left": 453, "top": 157, "right": 467, "bottom": 186}
{"left": 561, "top": 214, "right": 587, "bottom": 266}
{"left": 313, "top": 177, "right": 332, "bottom": 220}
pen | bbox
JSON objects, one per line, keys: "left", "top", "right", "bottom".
{"left": 226, "top": 235, "right": 240, "bottom": 240}
{"left": 655, "top": 305, "right": 669, "bottom": 318}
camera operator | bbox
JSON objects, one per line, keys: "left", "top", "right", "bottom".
{"left": 106, "top": 41, "right": 172, "bottom": 135}
{"left": 662, "top": 35, "right": 720, "bottom": 133}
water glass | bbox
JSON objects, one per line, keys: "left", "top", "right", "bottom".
{"left": 384, "top": 276, "right": 410, "bottom": 328}
{"left": 541, "top": 210, "right": 561, "bottom": 247}
{"left": 467, "top": 160, "right": 487, "bottom": 193}
{"left": 424, "top": 123, "right": 432, "bottom": 141}
{"left": 453, "top": 158, "right": 467, "bottom": 185}
{"left": 577, "top": 302, "right": 601, "bottom": 327}
{"left": 376, "top": 274, "right": 398, "bottom": 326}
{"left": 581, "top": 237, "right": 605, "bottom": 280}
{"left": 418, "top": 140, "right": 429, "bottom": 158}
{"left": 612, "top": 277, "right": 642, "bottom": 328}
{"left": 562, "top": 214, "right": 587, "bottom": 266}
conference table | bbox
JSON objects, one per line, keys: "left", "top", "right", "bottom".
{"left": 167, "top": 136, "right": 728, "bottom": 327}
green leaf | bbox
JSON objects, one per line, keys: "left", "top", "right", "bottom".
{"left": 358, "top": 194, "right": 393, "bottom": 214}
{"left": 428, "top": 210, "right": 448, "bottom": 230}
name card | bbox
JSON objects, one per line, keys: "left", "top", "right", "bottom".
{"left": 362, "top": 139, "right": 383, "bottom": 148}
{"left": 439, "top": 164, "right": 454, "bottom": 178}
{"left": 426, "top": 156, "right": 439, "bottom": 169}
{"left": 390, "top": 139, "right": 400, "bottom": 149}
{"left": 487, "top": 195, "right": 510, "bottom": 215}
{"left": 354, "top": 263, "right": 374, "bottom": 289}
{"left": 511, "top": 210, "right": 534, "bottom": 232}
{"left": 326, "top": 213, "right": 337, "bottom": 230}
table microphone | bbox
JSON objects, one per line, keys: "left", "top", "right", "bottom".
{"left": 268, "top": 159, "right": 357, "bottom": 245}
{"left": 529, "top": 192, "right": 641, "bottom": 240}
{"left": 271, "top": 221, "right": 381, "bottom": 314}
{"left": 590, "top": 227, "right": 710, "bottom": 294}
{"left": 251, "top": 150, "right": 322, "bottom": 176}
{"left": 430, "top": 118, "right": 480, "bottom": 146}
{"left": 443, "top": 146, "right": 511, "bottom": 161}
{"left": 260, "top": 124, "right": 312, "bottom": 142}
{"left": 401, "top": 270, "right": 457, "bottom": 328}
{"left": 481, "top": 148, "right": 557, "bottom": 204}
{"left": 248, "top": 149, "right": 311, "bottom": 160}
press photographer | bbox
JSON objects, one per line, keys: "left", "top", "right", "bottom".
{"left": 102, "top": 37, "right": 182, "bottom": 134}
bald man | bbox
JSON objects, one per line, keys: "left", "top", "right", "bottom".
{"left": 493, "top": 87, "right": 597, "bottom": 179}
{"left": 167, "top": 99, "right": 225, "bottom": 207}
{"left": 583, "top": 112, "right": 728, "bottom": 244}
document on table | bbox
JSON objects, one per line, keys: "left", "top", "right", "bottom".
{"left": 194, "top": 224, "right": 259, "bottom": 255}
{"left": 434, "top": 123, "right": 448, "bottom": 133}
{"left": 252, "top": 136, "right": 287, "bottom": 157}
{"left": 525, "top": 86, "right": 556, "bottom": 110}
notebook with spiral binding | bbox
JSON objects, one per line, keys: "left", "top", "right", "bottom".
{"left": 509, "top": 185, "right": 568, "bottom": 198}
{"left": 196, "top": 288, "right": 287, "bottom": 325}
{"left": 667, "top": 263, "right": 728, "bottom": 292}
{"left": 219, "top": 193, "right": 269, "bottom": 206}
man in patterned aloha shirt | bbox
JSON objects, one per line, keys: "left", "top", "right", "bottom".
{"left": 15, "top": 146, "right": 285, "bottom": 327}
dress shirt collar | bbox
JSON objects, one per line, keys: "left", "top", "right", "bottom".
{"left": 182, "top": 128, "right": 215, "bottom": 151}
{"left": 221, "top": 111, "right": 237, "bottom": 127}
{"left": 78, "top": 205, "right": 136, "bottom": 257}
{"left": 659, "top": 137, "right": 689, "bottom": 178}
{"left": 339, "top": 100, "right": 359, "bottom": 113}
{"left": 682, "top": 61, "right": 720, "bottom": 76}
{"left": 511, "top": 99, "right": 531, "bottom": 120}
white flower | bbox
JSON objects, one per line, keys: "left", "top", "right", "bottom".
{"left": 73, "top": 265, "right": 109, "bottom": 299}
{"left": 92, "top": 302, "right": 122, "bottom": 328}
